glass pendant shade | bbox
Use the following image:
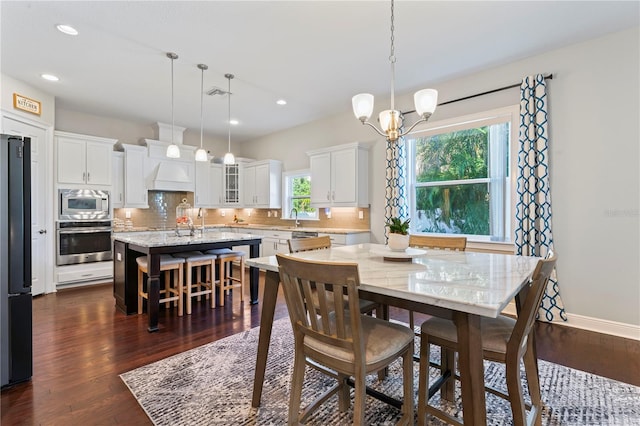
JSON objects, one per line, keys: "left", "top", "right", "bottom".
{"left": 379, "top": 109, "right": 400, "bottom": 133}
{"left": 194, "top": 148, "right": 208, "bottom": 162}
{"left": 352, "top": 93, "right": 374, "bottom": 121}
{"left": 223, "top": 152, "right": 235, "bottom": 165}
{"left": 414, "top": 88, "right": 438, "bottom": 117}
{"left": 166, "top": 144, "right": 181, "bottom": 158}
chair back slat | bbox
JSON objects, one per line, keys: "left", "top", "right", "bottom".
{"left": 508, "top": 252, "right": 557, "bottom": 356}
{"left": 288, "top": 235, "right": 332, "bottom": 253}
{"left": 409, "top": 235, "right": 467, "bottom": 251}
{"left": 277, "top": 254, "right": 363, "bottom": 357}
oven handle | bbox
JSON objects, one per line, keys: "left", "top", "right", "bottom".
{"left": 58, "top": 227, "right": 112, "bottom": 234}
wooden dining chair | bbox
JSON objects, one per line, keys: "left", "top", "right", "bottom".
{"left": 276, "top": 254, "right": 415, "bottom": 425}
{"left": 408, "top": 235, "right": 467, "bottom": 330}
{"left": 287, "top": 235, "right": 332, "bottom": 253}
{"left": 417, "top": 252, "right": 557, "bottom": 426}
{"left": 288, "top": 235, "right": 382, "bottom": 318}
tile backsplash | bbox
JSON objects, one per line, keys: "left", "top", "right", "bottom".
{"left": 113, "top": 191, "right": 370, "bottom": 230}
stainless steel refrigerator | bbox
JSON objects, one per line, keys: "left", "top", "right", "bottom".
{"left": 0, "top": 134, "right": 33, "bottom": 388}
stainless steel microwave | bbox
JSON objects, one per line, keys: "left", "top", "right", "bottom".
{"left": 59, "top": 189, "right": 110, "bottom": 221}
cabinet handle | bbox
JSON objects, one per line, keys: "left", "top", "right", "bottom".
{"left": 83, "top": 172, "right": 86, "bottom": 182}
{"left": 332, "top": 191, "right": 335, "bottom": 201}
{"left": 119, "top": 194, "right": 122, "bottom": 202}
{"left": 87, "top": 172, "right": 91, "bottom": 182}
{"left": 327, "top": 191, "right": 330, "bottom": 201}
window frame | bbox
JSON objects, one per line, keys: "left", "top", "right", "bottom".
{"left": 405, "top": 105, "right": 519, "bottom": 243}
{"left": 282, "top": 169, "right": 318, "bottom": 221}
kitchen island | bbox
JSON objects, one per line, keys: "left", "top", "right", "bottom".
{"left": 112, "top": 231, "right": 262, "bottom": 332}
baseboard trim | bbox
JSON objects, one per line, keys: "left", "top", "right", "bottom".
{"left": 502, "top": 303, "right": 640, "bottom": 341}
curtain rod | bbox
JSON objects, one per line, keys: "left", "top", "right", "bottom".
{"left": 405, "top": 73, "right": 553, "bottom": 114}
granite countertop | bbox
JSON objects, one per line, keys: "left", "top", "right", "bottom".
{"left": 112, "top": 230, "right": 261, "bottom": 248}
{"left": 113, "top": 224, "right": 370, "bottom": 235}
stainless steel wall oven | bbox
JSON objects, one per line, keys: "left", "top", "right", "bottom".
{"left": 56, "top": 221, "right": 113, "bottom": 266}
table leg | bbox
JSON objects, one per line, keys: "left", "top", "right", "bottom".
{"left": 251, "top": 269, "right": 280, "bottom": 407}
{"left": 454, "top": 312, "right": 486, "bottom": 425}
{"left": 249, "top": 242, "right": 260, "bottom": 304}
{"left": 147, "top": 253, "right": 161, "bottom": 333}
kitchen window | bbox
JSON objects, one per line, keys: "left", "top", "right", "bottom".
{"left": 406, "top": 105, "right": 518, "bottom": 242}
{"left": 283, "top": 170, "right": 317, "bottom": 220}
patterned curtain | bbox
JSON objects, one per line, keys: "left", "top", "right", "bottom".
{"left": 515, "top": 74, "right": 567, "bottom": 322}
{"left": 384, "top": 136, "right": 408, "bottom": 242}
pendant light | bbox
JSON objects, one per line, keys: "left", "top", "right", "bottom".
{"left": 194, "top": 63, "right": 209, "bottom": 162}
{"left": 223, "top": 73, "right": 235, "bottom": 165}
{"left": 166, "top": 52, "right": 181, "bottom": 159}
{"left": 352, "top": 0, "right": 438, "bottom": 142}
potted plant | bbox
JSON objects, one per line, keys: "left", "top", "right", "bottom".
{"left": 387, "top": 217, "right": 410, "bottom": 251}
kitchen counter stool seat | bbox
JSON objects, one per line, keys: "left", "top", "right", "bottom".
{"left": 137, "top": 254, "right": 185, "bottom": 316}
{"left": 206, "top": 248, "right": 245, "bottom": 307}
{"left": 172, "top": 251, "right": 218, "bottom": 314}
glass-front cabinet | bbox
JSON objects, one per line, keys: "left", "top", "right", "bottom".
{"left": 223, "top": 163, "right": 241, "bottom": 206}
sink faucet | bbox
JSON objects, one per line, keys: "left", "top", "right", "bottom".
{"left": 291, "top": 208, "right": 300, "bottom": 228}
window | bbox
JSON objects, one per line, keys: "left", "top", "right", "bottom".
{"left": 406, "top": 106, "right": 518, "bottom": 242}
{"left": 283, "top": 170, "right": 317, "bottom": 220}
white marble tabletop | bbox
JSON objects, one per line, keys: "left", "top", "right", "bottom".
{"left": 246, "top": 243, "right": 540, "bottom": 318}
{"left": 112, "top": 231, "right": 261, "bottom": 248}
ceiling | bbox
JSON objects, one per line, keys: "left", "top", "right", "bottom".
{"left": 1, "top": 1, "right": 638, "bottom": 143}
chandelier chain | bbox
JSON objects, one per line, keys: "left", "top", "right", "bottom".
{"left": 389, "top": 0, "right": 396, "bottom": 64}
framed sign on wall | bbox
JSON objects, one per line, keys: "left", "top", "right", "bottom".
{"left": 13, "top": 93, "right": 41, "bottom": 116}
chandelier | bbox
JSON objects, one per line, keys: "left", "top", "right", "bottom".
{"left": 352, "top": 0, "right": 438, "bottom": 142}
{"left": 194, "top": 63, "right": 209, "bottom": 162}
{"left": 223, "top": 73, "right": 235, "bottom": 165}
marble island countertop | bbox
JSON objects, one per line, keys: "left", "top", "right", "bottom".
{"left": 113, "top": 223, "right": 370, "bottom": 235}
{"left": 112, "top": 230, "right": 261, "bottom": 248}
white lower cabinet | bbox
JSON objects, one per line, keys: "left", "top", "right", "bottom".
{"left": 260, "top": 230, "right": 292, "bottom": 256}
{"left": 56, "top": 261, "right": 113, "bottom": 286}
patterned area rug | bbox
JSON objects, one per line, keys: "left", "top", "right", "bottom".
{"left": 121, "top": 319, "right": 640, "bottom": 425}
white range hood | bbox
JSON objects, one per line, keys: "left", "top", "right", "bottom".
{"left": 148, "top": 161, "right": 194, "bottom": 192}
{"left": 142, "top": 125, "right": 196, "bottom": 192}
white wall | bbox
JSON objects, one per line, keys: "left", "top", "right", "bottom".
{"left": 55, "top": 108, "right": 229, "bottom": 154}
{"left": 239, "top": 27, "right": 640, "bottom": 329}
{"left": 1, "top": 74, "right": 55, "bottom": 125}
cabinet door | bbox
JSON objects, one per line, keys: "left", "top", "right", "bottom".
{"left": 211, "top": 164, "right": 223, "bottom": 207}
{"left": 194, "top": 162, "right": 212, "bottom": 207}
{"left": 85, "top": 141, "right": 112, "bottom": 185}
{"left": 57, "top": 137, "right": 87, "bottom": 184}
{"left": 223, "top": 164, "right": 241, "bottom": 206}
{"left": 124, "top": 148, "right": 148, "bottom": 208}
{"left": 254, "top": 163, "right": 271, "bottom": 206}
{"left": 243, "top": 165, "right": 257, "bottom": 206}
{"left": 310, "top": 153, "right": 331, "bottom": 204}
{"left": 331, "top": 148, "right": 357, "bottom": 204}
{"left": 112, "top": 153, "right": 124, "bottom": 208}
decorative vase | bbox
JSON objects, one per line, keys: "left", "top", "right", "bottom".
{"left": 388, "top": 233, "right": 409, "bottom": 251}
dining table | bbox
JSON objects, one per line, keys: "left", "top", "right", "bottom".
{"left": 246, "top": 243, "right": 540, "bottom": 425}
{"left": 112, "top": 230, "right": 262, "bottom": 332}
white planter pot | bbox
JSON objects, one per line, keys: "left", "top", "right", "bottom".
{"left": 388, "top": 233, "right": 409, "bottom": 251}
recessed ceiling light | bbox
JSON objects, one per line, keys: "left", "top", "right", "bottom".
{"left": 276, "top": 99, "right": 287, "bottom": 106}
{"left": 229, "top": 119, "right": 239, "bottom": 126}
{"left": 56, "top": 24, "right": 78, "bottom": 36}
{"left": 41, "top": 74, "right": 59, "bottom": 81}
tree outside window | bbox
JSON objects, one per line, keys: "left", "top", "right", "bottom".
{"left": 284, "top": 171, "right": 317, "bottom": 220}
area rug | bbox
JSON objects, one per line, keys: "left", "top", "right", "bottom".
{"left": 121, "top": 319, "right": 640, "bottom": 425}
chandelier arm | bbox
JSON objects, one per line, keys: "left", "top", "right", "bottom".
{"left": 360, "top": 120, "right": 389, "bottom": 138}
{"left": 398, "top": 115, "right": 430, "bottom": 138}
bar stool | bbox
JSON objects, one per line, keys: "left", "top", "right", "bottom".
{"left": 137, "top": 254, "right": 185, "bottom": 316}
{"left": 205, "top": 248, "right": 245, "bottom": 307}
{"left": 172, "top": 251, "right": 218, "bottom": 315}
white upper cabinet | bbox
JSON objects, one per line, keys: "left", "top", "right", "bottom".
{"left": 112, "top": 152, "right": 124, "bottom": 208}
{"left": 195, "top": 161, "right": 223, "bottom": 208}
{"left": 307, "top": 142, "right": 369, "bottom": 207}
{"left": 243, "top": 160, "right": 282, "bottom": 208}
{"left": 122, "top": 144, "right": 148, "bottom": 208}
{"left": 55, "top": 131, "right": 116, "bottom": 187}
{"left": 223, "top": 163, "right": 242, "bottom": 207}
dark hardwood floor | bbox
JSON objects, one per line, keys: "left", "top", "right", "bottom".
{"left": 2, "top": 274, "right": 639, "bottom": 425}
